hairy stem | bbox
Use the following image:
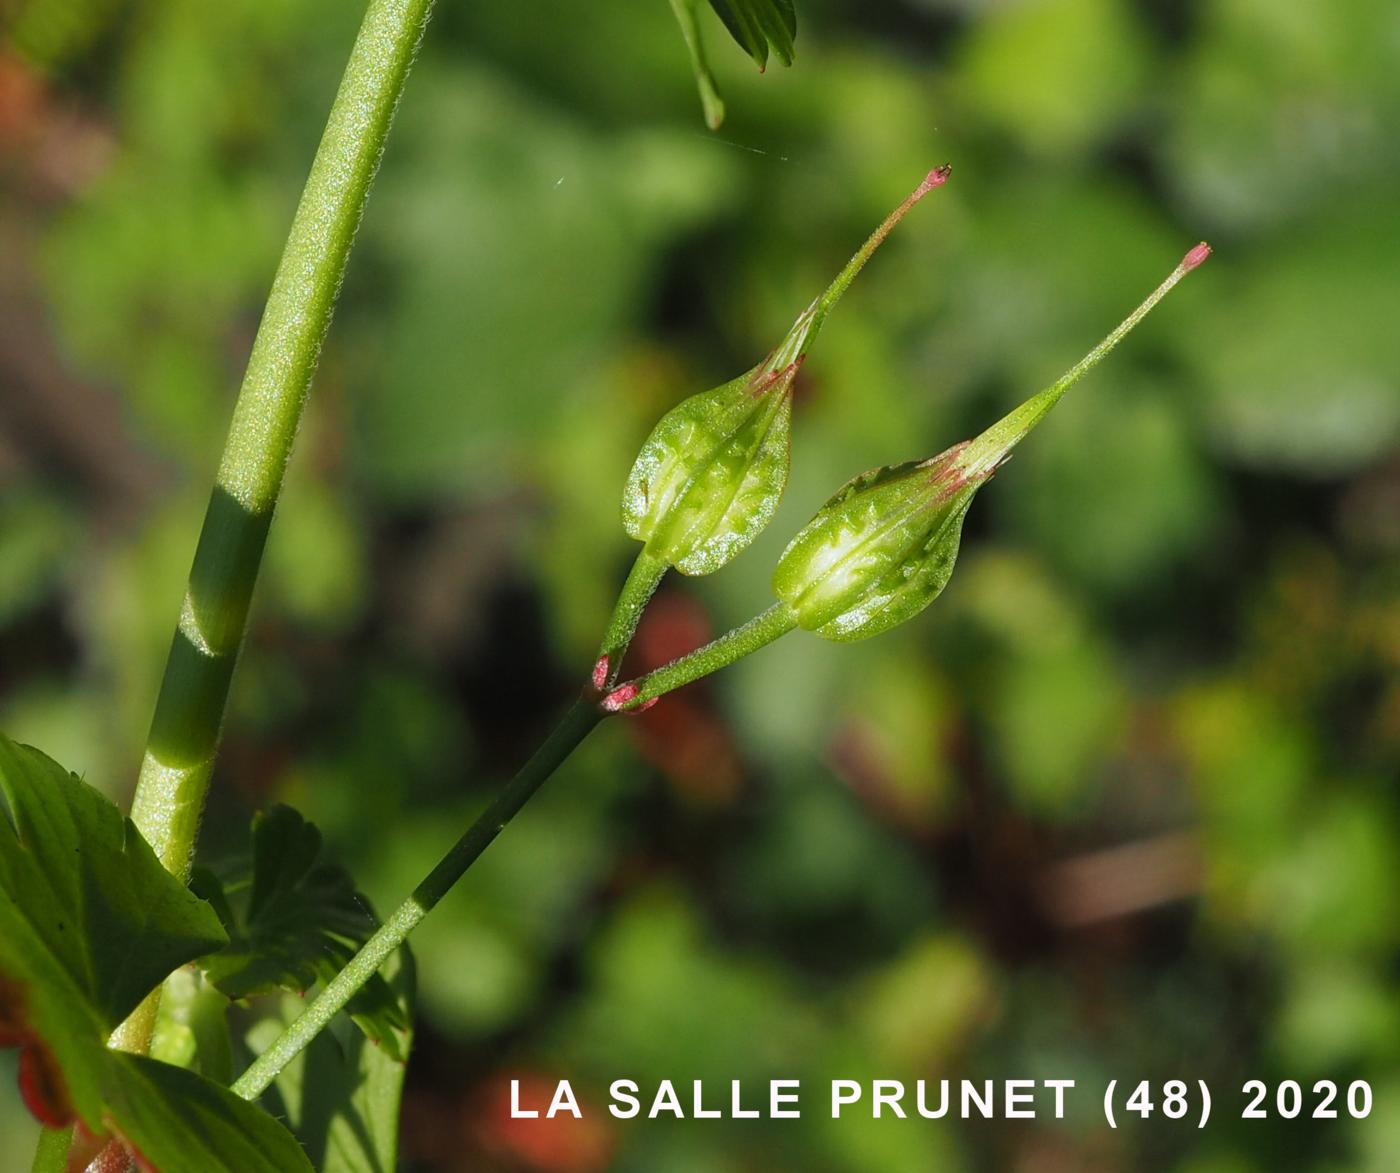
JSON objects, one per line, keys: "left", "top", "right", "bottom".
{"left": 27, "top": 1125, "right": 70, "bottom": 1173}
{"left": 231, "top": 698, "right": 603, "bottom": 1100}
{"left": 230, "top": 597, "right": 801, "bottom": 1096}
{"left": 604, "top": 600, "right": 798, "bottom": 711}
{"left": 110, "top": 0, "right": 437, "bottom": 1058}
{"left": 770, "top": 166, "right": 950, "bottom": 371}
{"left": 595, "top": 548, "right": 670, "bottom": 688}
{"left": 954, "top": 242, "right": 1211, "bottom": 481}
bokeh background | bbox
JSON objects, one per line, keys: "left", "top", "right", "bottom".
{"left": 2, "top": 0, "right": 1398, "bottom": 1168}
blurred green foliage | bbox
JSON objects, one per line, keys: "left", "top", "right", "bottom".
{"left": 1, "top": 0, "right": 1397, "bottom": 1169}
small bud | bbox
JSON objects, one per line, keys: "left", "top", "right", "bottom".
{"left": 601, "top": 682, "right": 638, "bottom": 711}
{"left": 600, "top": 683, "right": 657, "bottom": 714}
{"left": 772, "top": 244, "right": 1209, "bottom": 641}
{"left": 621, "top": 170, "right": 950, "bottom": 576}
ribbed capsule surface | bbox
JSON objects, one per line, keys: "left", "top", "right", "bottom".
{"left": 623, "top": 363, "right": 796, "bottom": 575}
{"left": 772, "top": 443, "right": 986, "bottom": 640}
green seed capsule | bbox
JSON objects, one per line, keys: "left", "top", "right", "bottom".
{"left": 622, "top": 359, "right": 797, "bottom": 575}
{"left": 621, "top": 167, "right": 951, "bottom": 576}
{"left": 773, "top": 242, "right": 1211, "bottom": 641}
{"left": 771, "top": 443, "right": 981, "bottom": 640}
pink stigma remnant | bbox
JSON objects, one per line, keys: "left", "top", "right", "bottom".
{"left": 916, "top": 164, "right": 952, "bottom": 199}
{"left": 1182, "top": 242, "right": 1212, "bottom": 272}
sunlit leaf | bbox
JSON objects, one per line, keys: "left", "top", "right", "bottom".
{"left": 0, "top": 735, "right": 309, "bottom": 1171}
{"left": 0, "top": 737, "right": 227, "bottom": 1036}
{"left": 103, "top": 1056, "right": 315, "bottom": 1173}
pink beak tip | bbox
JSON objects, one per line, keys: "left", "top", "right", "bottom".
{"left": 1182, "top": 241, "right": 1212, "bottom": 272}
{"left": 916, "top": 163, "right": 952, "bottom": 198}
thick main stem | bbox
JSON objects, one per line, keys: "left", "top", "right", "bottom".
{"left": 231, "top": 698, "right": 602, "bottom": 1100}
{"left": 112, "top": 0, "right": 437, "bottom": 1057}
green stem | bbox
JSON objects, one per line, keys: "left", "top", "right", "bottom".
{"left": 231, "top": 698, "right": 603, "bottom": 1101}
{"left": 108, "top": 0, "right": 436, "bottom": 1061}
{"left": 230, "top": 598, "right": 796, "bottom": 1098}
{"left": 770, "top": 165, "right": 950, "bottom": 371}
{"left": 27, "top": 1126, "right": 70, "bottom": 1173}
{"left": 668, "top": 0, "right": 726, "bottom": 130}
{"left": 604, "top": 600, "right": 798, "bottom": 711}
{"left": 954, "top": 242, "right": 1210, "bottom": 481}
{"left": 595, "top": 548, "right": 669, "bottom": 688}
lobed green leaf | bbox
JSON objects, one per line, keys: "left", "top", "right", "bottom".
{"left": 104, "top": 1055, "right": 314, "bottom": 1173}
{"left": 195, "top": 805, "right": 411, "bottom": 1059}
{"left": 708, "top": 0, "right": 797, "bottom": 69}
{"left": 0, "top": 734, "right": 310, "bottom": 1171}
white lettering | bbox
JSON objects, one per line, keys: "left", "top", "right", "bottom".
{"left": 650, "top": 1080, "right": 684, "bottom": 1118}
{"left": 693, "top": 1080, "right": 722, "bottom": 1119}
{"left": 547, "top": 1079, "right": 580, "bottom": 1119}
{"left": 771, "top": 1079, "right": 802, "bottom": 1119}
{"left": 917, "top": 1080, "right": 949, "bottom": 1118}
{"left": 962, "top": 1080, "right": 994, "bottom": 1119}
{"left": 509, "top": 1079, "right": 538, "bottom": 1118}
{"left": 730, "top": 1080, "right": 760, "bottom": 1119}
{"left": 1005, "top": 1080, "right": 1035, "bottom": 1118}
{"left": 1046, "top": 1080, "right": 1074, "bottom": 1118}
{"left": 609, "top": 1080, "right": 640, "bottom": 1118}
{"left": 832, "top": 1080, "right": 863, "bottom": 1117}
{"left": 873, "top": 1080, "right": 907, "bottom": 1119}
